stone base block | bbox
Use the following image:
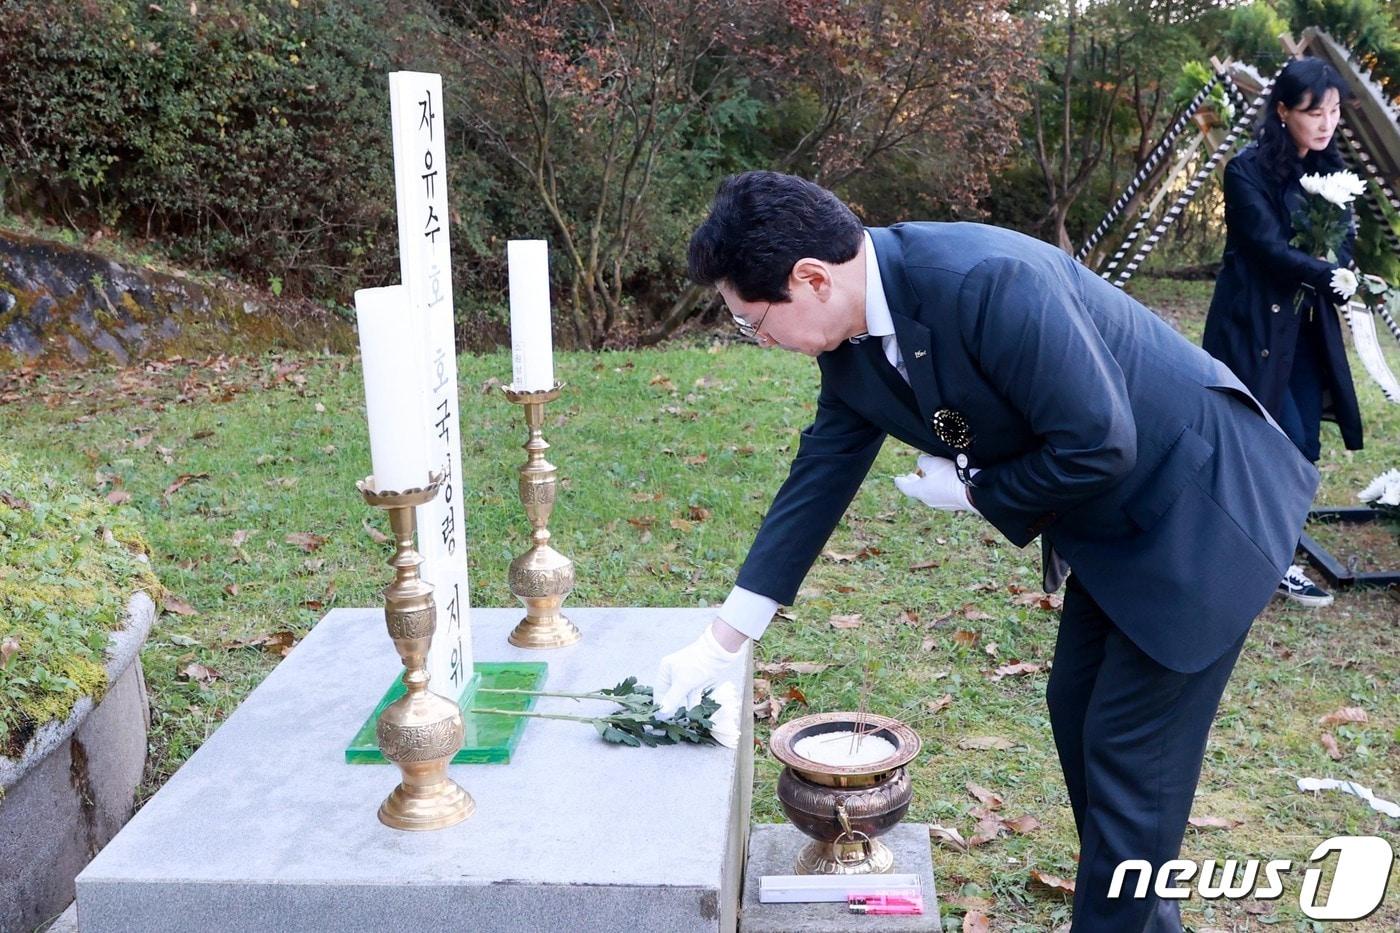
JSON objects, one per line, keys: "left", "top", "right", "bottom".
{"left": 739, "top": 824, "right": 941, "bottom": 932}
{"left": 76, "top": 608, "right": 752, "bottom": 933}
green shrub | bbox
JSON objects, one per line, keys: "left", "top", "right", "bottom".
{"left": 0, "top": 454, "right": 158, "bottom": 759}
{"left": 0, "top": 0, "right": 407, "bottom": 298}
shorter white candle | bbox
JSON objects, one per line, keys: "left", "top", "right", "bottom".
{"left": 794, "top": 731, "right": 896, "bottom": 767}
{"left": 355, "top": 285, "right": 429, "bottom": 492}
{"left": 508, "top": 239, "right": 555, "bottom": 391}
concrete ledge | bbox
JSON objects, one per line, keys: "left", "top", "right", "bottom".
{"left": 1, "top": 593, "right": 154, "bottom": 932}
{"left": 77, "top": 607, "right": 751, "bottom": 933}
{"left": 739, "top": 824, "right": 941, "bottom": 932}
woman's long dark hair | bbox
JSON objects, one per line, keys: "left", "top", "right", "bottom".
{"left": 1255, "top": 58, "right": 1348, "bottom": 184}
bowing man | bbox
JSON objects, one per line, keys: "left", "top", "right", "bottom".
{"left": 653, "top": 171, "right": 1318, "bottom": 932}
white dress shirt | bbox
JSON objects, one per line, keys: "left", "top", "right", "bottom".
{"left": 718, "top": 232, "right": 901, "bottom": 641}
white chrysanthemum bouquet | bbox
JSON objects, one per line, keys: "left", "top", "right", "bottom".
{"left": 1292, "top": 170, "right": 1398, "bottom": 312}
{"left": 1357, "top": 469, "right": 1400, "bottom": 516}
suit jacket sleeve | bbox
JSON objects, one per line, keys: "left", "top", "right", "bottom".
{"left": 1224, "top": 159, "right": 1335, "bottom": 289}
{"left": 958, "top": 256, "right": 1138, "bottom": 547}
{"left": 735, "top": 374, "right": 885, "bottom": 605}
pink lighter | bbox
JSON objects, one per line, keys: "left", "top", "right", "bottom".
{"left": 846, "top": 892, "right": 925, "bottom": 915}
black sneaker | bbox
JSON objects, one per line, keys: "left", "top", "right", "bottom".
{"left": 1276, "top": 564, "right": 1334, "bottom": 608}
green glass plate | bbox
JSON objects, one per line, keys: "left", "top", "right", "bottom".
{"left": 345, "top": 662, "right": 548, "bottom": 765}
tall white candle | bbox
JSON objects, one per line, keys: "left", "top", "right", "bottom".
{"left": 507, "top": 239, "right": 555, "bottom": 391}
{"left": 355, "top": 285, "right": 428, "bottom": 492}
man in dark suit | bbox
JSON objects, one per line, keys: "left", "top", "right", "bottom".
{"left": 653, "top": 172, "right": 1319, "bottom": 932}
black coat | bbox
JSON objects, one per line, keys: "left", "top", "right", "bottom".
{"left": 1202, "top": 144, "right": 1363, "bottom": 450}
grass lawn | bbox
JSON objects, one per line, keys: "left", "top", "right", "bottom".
{"left": 1, "top": 277, "right": 1396, "bottom": 931}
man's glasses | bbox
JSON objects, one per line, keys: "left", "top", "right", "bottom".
{"left": 732, "top": 302, "right": 773, "bottom": 340}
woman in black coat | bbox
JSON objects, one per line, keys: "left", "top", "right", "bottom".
{"left": 1203, "top": 58, "right": 1361, "bottom": 607}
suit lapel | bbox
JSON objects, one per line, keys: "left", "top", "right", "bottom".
{"left": 866, "top": 226, "right": 956, "bottom": 457}
{"left": 891, "top": 312, "right": 942, "bottom": 423}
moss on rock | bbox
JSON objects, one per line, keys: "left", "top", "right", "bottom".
{"left": 0, "top": 453, "right": 158, "bottom": 758}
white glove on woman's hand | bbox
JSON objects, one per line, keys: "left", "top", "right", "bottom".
{"left": 654, "top": 625, "right": 744, "bottom": 718}
{"left": 893, "top": 454, "right": 979, "bottom": 514}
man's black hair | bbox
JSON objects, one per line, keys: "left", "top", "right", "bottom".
{"left": 687, "top": 171, "right": 863, "bottom": 303}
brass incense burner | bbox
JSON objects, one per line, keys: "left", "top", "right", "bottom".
{"left": 501, "top": 382, "right": 580, "bottom": 649}
{"left": 769, "top": 712, "right": 921, "bottom": 875}
{"left": 357, "top": 471, "right": 473, "bottom": 831}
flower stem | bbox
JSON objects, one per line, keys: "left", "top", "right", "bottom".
{"left": 474, "top": 687, "right": 631, "bottom": 702}
{"left": 468, "top": 707, "right": 602, "bottom": 724}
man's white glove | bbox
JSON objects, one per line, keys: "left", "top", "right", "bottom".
{"left": 893, "top": 454, "right": 980, "bottom": 514}
{"left": 707, "top": 682, "right": 743, "bottom": 749}
{"left": 654, "top": 626, "right": 744, "bottom": 719}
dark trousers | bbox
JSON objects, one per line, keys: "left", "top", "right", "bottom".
{"left": 1278, "top": 312, "right": 1327, "bottom": 464}
{"left": 1047, "top": 575, "right": 1249, "bottom": 933}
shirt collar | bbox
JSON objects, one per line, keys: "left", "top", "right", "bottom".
{"left": 862, "top": 230, "right": 895, "bottom": 338}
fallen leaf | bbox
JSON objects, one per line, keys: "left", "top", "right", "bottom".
{"left": 823, "top": 549, "right": 860, "bottom": 563}
{"left": 926, "top": 693, "right": 953, "bottom": 714}
{"left": 984, "top": 642, "right": 999, "bottom": 657}
{"left": 969, "top": 814, "right": 1004, "bottom": 846}
{"left": 959, "top": 735, "right": 1016, "bottom": 751}
{"left": 106, "top": 489, "right": 133, "bottom": 505}
{"left": 162, "top": 594, "right": 198, "bottom": 616}
{"left": 966, "top": 783, "right": 1004, "bottom": 810}
{"left": 179, "top": 662, "right": 221, "bottom": 683}
{"left": 301, "top": 558, "right": 325, "bottom": 574}
{"left": 286, "top": 531, "right": 327, "bottom": 552}
{"left": 909, "top": 558, "right": 940, "bottom": 570}
{"left": 683, "top": 453, "right": 708, "bottom": 466}
{"left": 223, "top": 583, "right": 241, "bottom": 597}
{"left": 785, "top": 685, "right": 809, "bottom": 705}
{"left": 230, "top": 529, "right": 253, "bottom": 548}
{"left": 687, "top": 505, "right": 711, "bottom": 521}
{"left": 626, "top": 515, "right": 655, "bottom": 531}
{"left": 1003, "top": 814, "right": 1042, "bottom": 834}
{"left": 1012, "top": 591, "right": 1064, "bottom": 611}
{"left": 669, "top": 518, "right": 695, "bottom": 532}
{"left": 362, "top": 519, "right": 390, "bottom": 544}
{"left": 828, "top": 613, "right": 863, "bottom": 630}
{"left": 953, "top": 629, "right": 980, "bottom": 646}
{"left": 920, "top": 636, "right": 938, "bottom": 651}
{"left": 162, "top": 472, "right": 209, "bottom": 501}
{"left": 960, "top": 603, "right": 993, "bottom": 621}
{"left": 1029, "top": 869, "right": 1076, "bottom": 896}
{"left": 1317, "top": 707, "right": 1368, "bottom": 727}
{"left": 0, "top": 491, "right": 32, "bottom": 510}
{"left": 649, "top": 373, "right": 675, "bottom": 390}
{"left": 897, "top": 609, "right": 920, "bottom": 626}
{"left": 1187, "top": 815, "right": 1243, "bottom": 830}
{"left": 992, "top": 661, "right": 1044, "bottom": 681}
{"left": 1, "top": 636, "right": 19, "bottom": 667}
{"left": 753, "top": 693, "right": 787, "bottom": 724}
{"left": 1320, "top": 732, "right": 1344, "bottom": 760}
{"left": 963, "top": 910, "right": 990, "bottom": 933}
{"left": 225, "top": 631, "right": 298, "bottom": 657}
{"left": 929, "top": 823, "right": 969, "bottom": 852}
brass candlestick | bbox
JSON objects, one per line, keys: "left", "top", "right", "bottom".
{"left": 501, "top": 382, "right": 580, "bottom": 649}
{"left": 357, "top": 471, "right": 474, "bottom": 831}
